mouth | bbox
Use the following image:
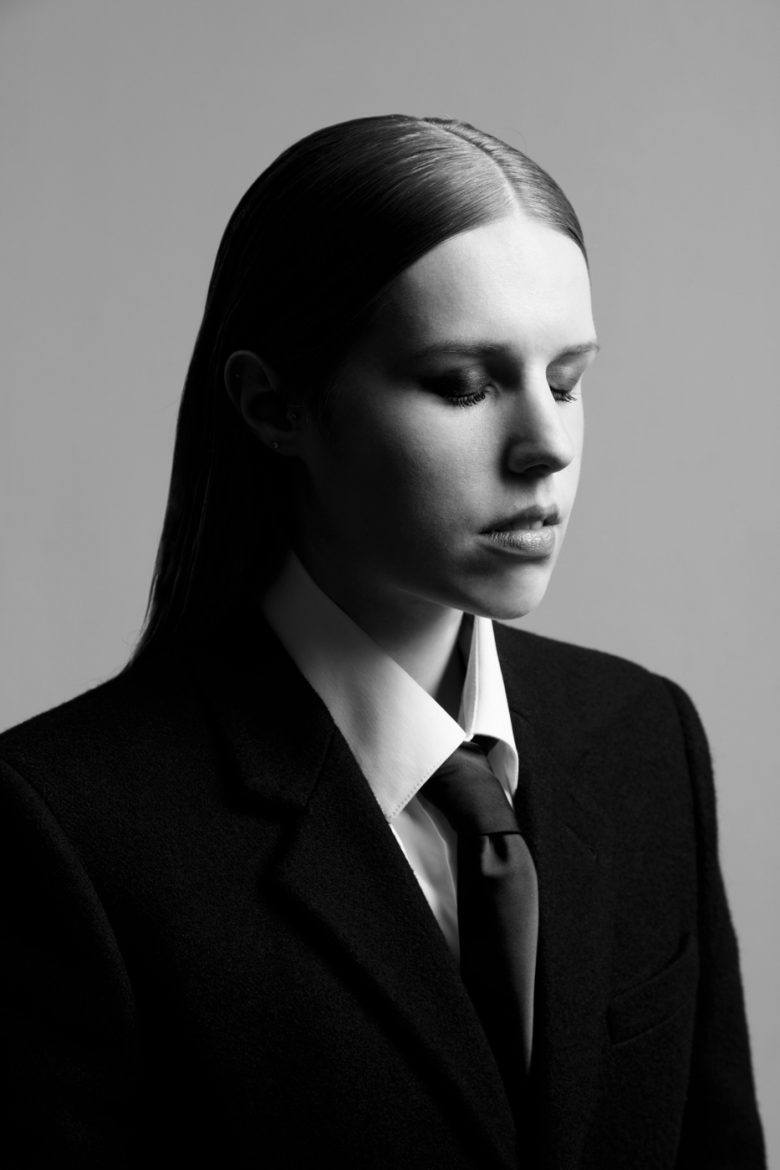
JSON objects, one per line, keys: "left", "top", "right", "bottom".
{"left": 481, "top": 505, "right": 561, "bottom": 534}
{"left": 480, "top": 506, "right": 561, "bottom": 559}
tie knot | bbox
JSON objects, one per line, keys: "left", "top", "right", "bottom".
{"left": 422, "top": 740, "right": 519, "bottom": 836}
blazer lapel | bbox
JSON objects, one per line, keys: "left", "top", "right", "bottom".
{"left": 496, "top": 626, "right": 615, "bottom": 1170}
{"left": 185, "top": 619, "right": 518, "bottom": 1170}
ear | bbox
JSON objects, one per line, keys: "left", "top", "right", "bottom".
{"left": 223, "top": 350, "right": 304, "bottom": 455}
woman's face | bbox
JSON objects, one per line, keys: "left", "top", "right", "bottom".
{"left": 293, "top": 211, "right": 598, "bottom": 622}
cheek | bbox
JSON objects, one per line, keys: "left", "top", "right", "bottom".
{"left": 357, "top": 415, "right": 477, "bottom": 524}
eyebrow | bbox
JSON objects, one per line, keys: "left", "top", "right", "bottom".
{"left": 409, "top": 339, "right": 601, "bottom": 363}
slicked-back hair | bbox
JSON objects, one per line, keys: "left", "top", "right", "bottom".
{"left": 132, "top": 114, "right": 586, "bottom": 660}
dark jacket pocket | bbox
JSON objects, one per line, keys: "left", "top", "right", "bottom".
{"left": 607, "top": 934, "right": 698, "bottom": 1045}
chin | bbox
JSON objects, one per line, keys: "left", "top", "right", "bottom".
{"left": 453, "top": 564, "right": 556, "bottom": 622}
{"left": 475, "top": 593, "right": 548, "bottom": 623}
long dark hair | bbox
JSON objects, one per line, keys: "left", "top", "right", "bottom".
{"left": 132, "top": 114, "right": 586, "bottom": 660}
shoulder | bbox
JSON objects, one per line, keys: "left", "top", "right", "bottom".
{"left": 493, "top": 623, "right": 701, "bottom": 751}
{"left": 0, "top": 650, "right": 211, "bottom": 816}
{"left": 0, "top": 617, "right": 306, "bottom": 828}
{"left": 495, "top": 628, "right": 721, "bottom": 856}
{"left": 1, "top": 650, "right": 190, "bottom": 751}
{"left": 494, "top": 622, "right": 654, "bottom": 681}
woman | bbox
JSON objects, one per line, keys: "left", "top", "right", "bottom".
{"left": 0, "top": 115, "right": 765, "bottom": 1168}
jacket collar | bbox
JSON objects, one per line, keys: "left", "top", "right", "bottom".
{"left": 185, "top": 617, "right": 518, "bottom": 1168}
{"left": 187, "top": 616, "right": 614, "bottom": 1170}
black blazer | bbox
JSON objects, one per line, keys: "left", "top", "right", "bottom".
{"left": 0, "top": 620, "right": 765, "bottom": 1169}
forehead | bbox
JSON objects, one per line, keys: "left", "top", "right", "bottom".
{"left": 371, "top": 213, "right": 595, "bottom": 358}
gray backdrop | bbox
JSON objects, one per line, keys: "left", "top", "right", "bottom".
{"left": 2, "top": 0, "right": 778, "bottom": 1157}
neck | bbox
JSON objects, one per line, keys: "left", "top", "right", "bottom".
{"left": 293, "top": 547, "right": 468, "bottom": 719}
{"left": 368, "top": 602, "right": 469, "bottom": 718}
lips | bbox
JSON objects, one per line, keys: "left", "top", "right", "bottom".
{"left": 481, "top": 505, "right": 560, "bottom": 534}
{"left": 480, "top": 507, "right": 560, "bottom": 559}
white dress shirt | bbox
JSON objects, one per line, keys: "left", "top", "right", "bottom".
{"left": 262, "top": 552, "right": 519, "bottom": 956}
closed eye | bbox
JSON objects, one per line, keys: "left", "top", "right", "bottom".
{"left": 448, "top": 387, "right": 490, "bottom": 408}
{"left": 550, "top": 383, "right": 580, "bottom": 403}
{"left": 421, "top": 370, "right": 493, "bottom": 408}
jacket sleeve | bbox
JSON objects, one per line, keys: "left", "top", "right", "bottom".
{"left": 0, "top": 758, "right": 141, "bottom": 1168}
{"left": 662, "top": 680, "right": 766, "bottom": 1169}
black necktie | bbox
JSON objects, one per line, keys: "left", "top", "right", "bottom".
{"left": 421, "top": 739, "right": 539, "bottom": 1104}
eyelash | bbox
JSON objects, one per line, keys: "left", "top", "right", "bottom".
{"left": 447, "top": 387, "right": 490, "bottom": 408}
{"left": 442, "top": 382, "right": 579, "bottom": 408}
{"left": 551, "top": 386, "right": 579, "bottom": 404}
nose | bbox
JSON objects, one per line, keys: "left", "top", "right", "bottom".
{"left": 504, "top": 374, "right": 579, "bottom": 479}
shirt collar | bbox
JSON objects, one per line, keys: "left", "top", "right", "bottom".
{"left": 261, "top": 552, "right": 518, "bottom": 822}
